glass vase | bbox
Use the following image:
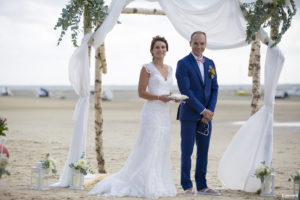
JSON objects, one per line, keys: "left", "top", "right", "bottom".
{"left": 261, "top": 173, "right": 275, "bottom": 197}
{"left": 293, "top": 180, "right": 300, "bottom": 200}
{"left": 70, "top": 170, "right": 84, "bottom": 190}
{"left": 30, "top": 162, "right": 49, "bottom": 190}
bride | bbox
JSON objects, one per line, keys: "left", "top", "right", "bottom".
{"left": 89, "top": 36, "right": 177, "bottom": 199}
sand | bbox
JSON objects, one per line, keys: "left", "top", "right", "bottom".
{"left": 0, "top": 93, "right": 299, "bottom": 200}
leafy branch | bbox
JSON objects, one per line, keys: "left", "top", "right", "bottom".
{"left": 242, "top": 0, "right": 296, "bottom": 47}
{"left": 54, "top": 0, "right": 108, "bottom": 47}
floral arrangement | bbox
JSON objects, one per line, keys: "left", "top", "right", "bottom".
{"left": 69, "top": 152, "right": 93, "bottom": 175}
{"left": 0, "top": 117, "right": 8, "bottom": 137}
{"left": 208, "top": 65, "right": 216, "bottom": 79}
{"left": 288, "top": 170, "right": 300, "bottom": 182}
{"left": 241, "top": 0, "right": 297, "bottom": 47}
{"left": 255, "top": 161, "right": 274, "bottom": 183}
{"left": 41, "top": 153, "right": 57, "bottom": 175}
{"left": 0, "top": 153, "right": 10, "bottom": 179}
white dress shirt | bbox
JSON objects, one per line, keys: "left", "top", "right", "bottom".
{"left": 191, "top": 52, "right": 206, "bottom": 115}
{"left": 191, "top": 52, "right": 205, "bottom": 82}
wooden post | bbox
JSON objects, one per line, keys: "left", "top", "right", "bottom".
{"left": 84, "top": 4, "right": 92, "bottom": 59}
{"left": 249, "top": 34, "right": 261, "bottom": 115}
{"left": 94, "top": 44, "right": 106, "bottom": 173}
{"left": 94, "top": 18, "right": 107, "bottom": 173}
{"left": 122, "top": 8, "right": 165, "bottom": 15}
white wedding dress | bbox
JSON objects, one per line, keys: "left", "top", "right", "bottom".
{"left": 89, "top": 63, "right": 177, "bottom": 199}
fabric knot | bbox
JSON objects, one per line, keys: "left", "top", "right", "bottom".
{"left": 196, "top": 57, "right": 205, "bottom": 63}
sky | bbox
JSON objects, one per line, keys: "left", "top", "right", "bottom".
{"left": 0, "top": 0, "right": 299, "bottom": 86}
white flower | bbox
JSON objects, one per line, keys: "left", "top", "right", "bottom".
{"left": 47, "top": 156, "right": 57, "bottom": 169}
{"left": 48, "top": 157, "right": 57, "bottom": 169}
{"left": 258, "top": 165, "right": 265, "bottom": 171}
{"left": 77, "top": 159, "right": 89, "bottom": 170}
{"left": 267, "top": 168, "right": 271, "bottom": 174}
{"left": 256, "top": 165, "right": 266, "bottom": 175}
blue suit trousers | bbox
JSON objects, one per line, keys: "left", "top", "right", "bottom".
{"left": 180, "top": 120, "right": 212, "bottom": 191}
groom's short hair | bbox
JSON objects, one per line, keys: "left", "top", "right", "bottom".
{"left": 190, "top": 31, "right": 206, "bottom": 41}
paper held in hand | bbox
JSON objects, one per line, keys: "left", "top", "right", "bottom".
{"left": 169, "top": 93, "right": 189, "bottom": 101}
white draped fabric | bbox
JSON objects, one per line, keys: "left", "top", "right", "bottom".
{"left": 93, "top": 0, "right": 130, "bottom": 48}
{"left": 51, "top": 34, "right": 91, "bottom": 187}
{"left": 159, "top": 0, "right": 247, "bottom": 49}
{"left": 59, "top": 0, "right": 285, "bottom": 192}
{"left": 93, "top": 0, "right": 247, "bottom": 49}
{"left": 218, "top": 39, "right": 285, "bottom": 192}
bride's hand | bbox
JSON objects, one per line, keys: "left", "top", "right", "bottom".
{"left": 168, "top": 93, "right": 180, "bottom": 102}
{"left": 158, "top": 94, "right": 172, "bottom": 102}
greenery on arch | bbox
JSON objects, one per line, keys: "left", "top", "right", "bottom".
{"left": 54, "top": 0, "right": 108, "bottom": 47}
{"left": 242, "top": 0, "right": 297, "bottom": 47}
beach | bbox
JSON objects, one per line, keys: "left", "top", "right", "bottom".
{"left": 0, "top": 90, "right": 299, "bottom": 200}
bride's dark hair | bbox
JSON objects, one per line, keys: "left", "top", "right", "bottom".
{"left": 150, "top": 36, "right": 168, "bottom": 59}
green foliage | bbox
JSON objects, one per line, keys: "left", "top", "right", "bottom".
{"left": 0, "top": 168, "right": 10, "bottom": 179}
{"left": 54, "top": 0, "right": 108, "bottom": 47}
{"left": 0, "top": 154, "right": 10, "bottom": 179}
{"left": 242, "top": 0, "right": 297, "bottom": 47}
{"left": 41, "top": 153, "right": 57, "bottom": 175}
{"left": 0, "top": 117, "right": 8, "bottom": 137}
{"left": 288, "top": 170, "right": 300, "bottom": 182}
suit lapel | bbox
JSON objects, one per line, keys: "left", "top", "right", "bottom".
{"left": 203, "top": 57, "right": 212, "bottom": 94}
{"left": 188, "top": 53, "right": 204, "bottom": 88}
{"left": 203, "top": 58, "right": 209, "bottom": 87}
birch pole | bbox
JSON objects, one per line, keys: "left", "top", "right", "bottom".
{"left": 249, "top": 34, "right": 261, "bottom": 115}
{"left": 122, "top": 8, "right": 165, "bottom": 15}
{"left": 270, "top": 17, "right": 279, "bottom": 42}
{"left": 84, "top": 4, "right": 92, "bottom": 59}
{"left": 248, "top": 17, "right": 278, "bottom": 116}
{"left": 94, "top": 19, "right": 107, "bottom": 173}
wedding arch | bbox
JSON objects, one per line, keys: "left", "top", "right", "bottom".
{"left": 53, "top": 0, "right": 290, "bottom": 193}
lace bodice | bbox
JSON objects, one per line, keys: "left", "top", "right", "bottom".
{"left": 143, "top": 62, "right": 173, "bottom": 96}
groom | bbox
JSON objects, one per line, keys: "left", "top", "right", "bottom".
{"left": 176, "top": 31, "right": 219, "bottom": 196}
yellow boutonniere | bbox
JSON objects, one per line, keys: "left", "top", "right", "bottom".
{"left": 208, "top": 65, "right": 215, "bottom": 79}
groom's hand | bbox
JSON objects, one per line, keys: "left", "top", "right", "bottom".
{"left": 202, "top": 109, "right": 214, "bottom": 121}
{"left": 201, "top": 117, "right": 209, "bottom": 124}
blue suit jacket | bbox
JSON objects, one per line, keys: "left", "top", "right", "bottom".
{"left": 176, "top": 53, "right": 218, "bottom": 121}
